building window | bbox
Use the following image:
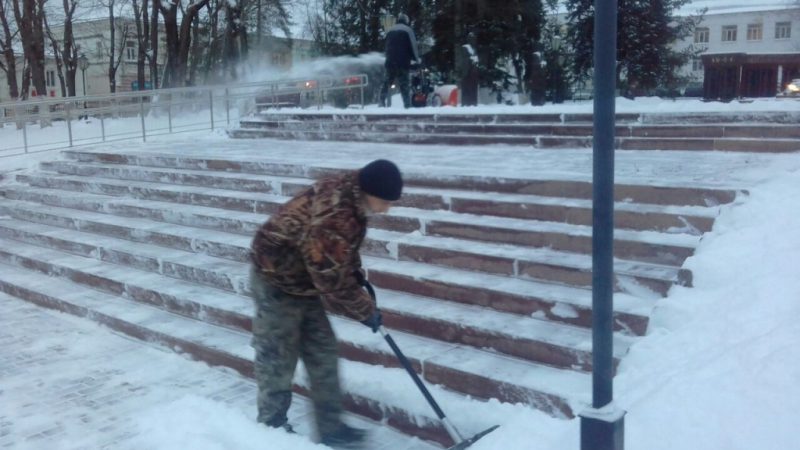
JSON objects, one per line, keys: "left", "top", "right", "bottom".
{"left": 747, "top": 24, "right": 762, "bottom": 41}
{"left": 722, "top": 25, "right": 737, "bottom": 42}
{"left": 694, "top": 27, "right": 709, "bottom": 43}
{"left": 692, "top": 58, "right": 703, "bottom": 72}
{"left": 46, "top": 70, "right": 56, "bottom": 87}
{"left": 775, "top": 22, "right": 792, "bottom": 39}
{"left": 271, "top": 53, "right": 287, "bottom": 66}
{"left": 125, "top": 41, "right": 136, "bottom": 62}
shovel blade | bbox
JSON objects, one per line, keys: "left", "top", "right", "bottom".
{"left": 447, "top": 425, "right": 500, "bottom": 450}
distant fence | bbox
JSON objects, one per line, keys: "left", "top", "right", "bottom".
{"left": 0, "top": 74, "right": 369, "bottom": 158}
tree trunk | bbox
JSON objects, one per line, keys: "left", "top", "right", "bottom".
{"left": 176, "top": 0, "right": 209, "bottom": 85}
{"left": 133, "top": 0, "right": 148, "bottom": 90}
{"left": 0, "top": 0, "right": 20, "bottom": 99}
{"left": 108, "top": 2, "right": 117, "bottom": 93}
{"left": 188, "top": 13, "right": 201, "bottom": 85}
{"left": 157, "top": 0, "right": 179, "bottom": 87}
{"left": 204, "top": 1, "right": 220, "bottom": 83}
{"left": 150, "top": 0, "right": 159, "bottom": 88}
{"left": 13, "top": 0, "right": 47, "bottom": 97}
{"left": 224, "top": 1, "right": 241, "bottom": 80}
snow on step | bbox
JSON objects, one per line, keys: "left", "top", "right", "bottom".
{"left": 44, "top": 159, "right": 719, "bottom": 225}
{"left": 403, "top": 185, "right": 721, "bottom": 218}
{"left": 374, "top": 288, "right": 634, "bottom": 358}
{"left": 0, "top": 219, "right": 633, "bottom": 364}
{"left": 0, "top": 262, "right": 253, "bottom": 359}
{"left": 368, "top": 228, "right": 680, "bottom": 282}
{"left": 363, "top": 256, "right": 652, "bottom": 317}
{"left": 42, "top": 160, "right": 314, "bottom": 192}
{"left": 15, "top": 170, "right": 701, "bottom": 250}
{"left": 0, "top": 218, "right": 249, "bottom": 291}
{"left": 0, "top": 236, "right": 254, "bottom": 320}
{"left": 0, "top": 196, "right": 256, "bottom": 245}
{"left": 0, "top": 260, "right": 585, "bottom": 424}
{"left": 388, "top": 206, "right": 701, "bottom": 249}
{"left": 1, "top": 186, "right": 265, "bottom": 235}
{"left": 18, "top": 172, "right": 291, "bottom": 211}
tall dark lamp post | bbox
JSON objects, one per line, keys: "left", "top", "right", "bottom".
{"left": 78, "top": 54, "right": 89, "bottom": 120}
{"left": 552, "top": 36, "right": 565, "bottom": 104}
{"left": 580, "top": 0, "right": 625, "bottom": 448}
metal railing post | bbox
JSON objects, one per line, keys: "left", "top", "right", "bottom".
{"left": 168, "top": 96, "right": 173, "bottom": 133}
{"left": 209, "top": 90, "right": 215, "bottom": 130}
{"left": 317, "top": 79, "right": 322, "bottom": 110}
{"left": 101, "top": 115, "right": 106, "bottom": 142}
{"left": 361, "top": 77, "right": 365, "bottom": 109}
{"left": 225, "top": 88, "right": 230, "bottom": 125}
{"left": 140, "top": 95, "right": 147, "bottom": 142}
{"left": 66, "top": 102, "right": 73, "bottom": 147}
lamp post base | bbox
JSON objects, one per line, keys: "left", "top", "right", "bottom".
{"left": 580, "top": 403, "right": 625, "bottom": 450}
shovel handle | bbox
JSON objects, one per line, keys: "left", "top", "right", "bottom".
{"left": 362, "top": 280, "right": 466, "bottom": 443}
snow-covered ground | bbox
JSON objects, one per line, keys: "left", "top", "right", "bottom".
{"left": 1, "top": 98, "right": 800, "bottom": 449}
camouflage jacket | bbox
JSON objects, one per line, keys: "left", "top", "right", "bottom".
{"left": 250, "top": 171, "right": 374, "bottom": 321}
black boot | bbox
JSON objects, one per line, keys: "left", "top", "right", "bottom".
{"left": 320, "top": 424, "right": 367, "bottom": 448}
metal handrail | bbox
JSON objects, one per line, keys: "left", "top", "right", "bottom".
{"left": 0, "top": 73, "right": 369, "bottom": 158}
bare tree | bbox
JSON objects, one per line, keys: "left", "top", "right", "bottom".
{"left": 131, "top": 0, "right": 150, "bottom": 90}
{"left": 157, "top": 0, "right": 209, "bottom": 87}
{"left": 102, "top": 0, "right": 131, "bottom": 93}
{"left": 12, "top": 0, "right": 47, "bottom": 98}
{"left": 202, "top": 0, "right": 224, "bottom": 83}
{"left": 0, "top": 0, "right": 20, "bottom": 99}
{"left": 43, "top": 0, "right": 80, "bottom": 97}
{"left": 149, "top": 0, "right": 158, "bottom": 87}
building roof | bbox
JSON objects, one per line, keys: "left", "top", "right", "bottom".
{"left": 676, "top": 0, "right": 798, "bottom": 16}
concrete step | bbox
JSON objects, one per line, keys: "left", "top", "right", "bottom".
{"left": 253, "top": 110, "right": 800, "bottom": 125}
{"left": 40, "top": 160, "right": 719, "bottom": 234}
{"left": 249, "top": 112, "right": 636, "bottom": 125}
{"left": 229, "top": 126, "right": 800, "bottom": 152}
{"left": 0, "top": 262, "right": 516, "bottom": 446}
{"left": 0, "top": 203, "right": 652, "bottom": 336}
{"left": 61, "top": 149, "right": 738, "bottom": 207}
{"left": 0, "top": 187, "right": 689, "bottom": 301}
{"left": 0, "top": 241, "right": 590, "bottom": 420}
{"left": 0, "top": 186, "right": 690, "bottom": 296}
{"left": 8, "top": 175, "right": 701, "bottom": 267}
{"left": 240, "top": 119, "right": 800, "bottom": 140}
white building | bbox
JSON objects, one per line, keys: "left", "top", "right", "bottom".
{"left": 676, "top": 0, "right": 800, "bottom": 98}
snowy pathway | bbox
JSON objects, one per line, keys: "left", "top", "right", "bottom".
{"left": 0, "top": 293, "right": 436, "bottom": 450}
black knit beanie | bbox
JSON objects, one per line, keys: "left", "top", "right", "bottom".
{"left": 358, "top": 159, "right": 403, "bottom": 201}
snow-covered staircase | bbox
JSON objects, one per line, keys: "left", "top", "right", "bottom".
{"left": 229, "top": 111, "right": 800, "bottom": 153}
{"left": 0, "top": 148, "right": 739, "bottom": 447}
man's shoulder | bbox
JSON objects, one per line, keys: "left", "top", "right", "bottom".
{"left": 389, "top": 24, "right": 414, "bottom": 36}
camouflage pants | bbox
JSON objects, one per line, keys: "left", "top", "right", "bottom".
{"left": 249, "top": 267, "right": 344, "bottom": 436}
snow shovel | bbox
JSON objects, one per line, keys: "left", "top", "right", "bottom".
{"left": 362, "top": 280, "right": 500, "bottom": 450}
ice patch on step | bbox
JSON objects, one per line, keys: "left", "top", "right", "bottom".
{"left": 666, "top": 216, "right": 701, "bottom": 236}
{"left": 550, "top": 303, "right": 579, "bottom": 319}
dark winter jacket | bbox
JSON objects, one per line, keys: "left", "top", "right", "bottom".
{"left": 384, "top": 23, "right": 421, "bottom": 69}
{"left": 250, "top": 171, "right": 374, "bottom": 321}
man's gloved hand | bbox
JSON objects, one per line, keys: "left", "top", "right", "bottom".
{"left": 353, "top": 269, "right": 367, "bottom": 286}
{"left": 360, "top": 309, "right": 383, "bottom": 333}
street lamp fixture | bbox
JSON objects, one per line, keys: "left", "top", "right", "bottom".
{"left": 381, "top": 14, "right": 396, "bottom": 33}
{"left": 78, "top": 54, "right": 89, "bottom": 96}
{"left": 78, "top": 53, "right": 89, "bottom": 119}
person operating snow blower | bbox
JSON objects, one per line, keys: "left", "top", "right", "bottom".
{"left": 248, "top": 159, "right": 402, "bottom": 447}
{"left": 380, "top": 13, "right": 421, "bottom": 108}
